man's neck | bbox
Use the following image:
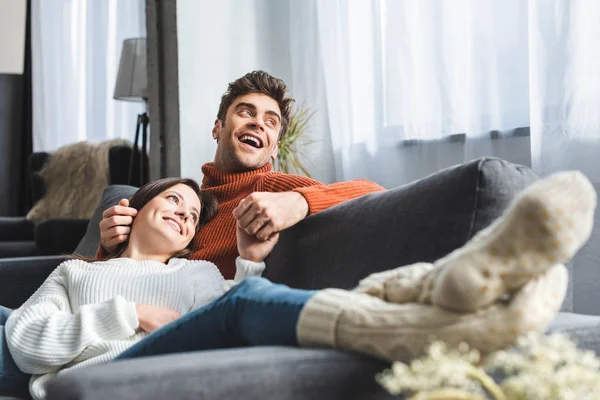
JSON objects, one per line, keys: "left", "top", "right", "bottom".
{"left": 201, "top": 162, "right": 273, "bottom": 188}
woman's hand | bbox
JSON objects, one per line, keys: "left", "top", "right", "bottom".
{"left": 99, "top": 199, "right": 138, "bottom": 252}
{"left": 135, "top": 304, "right": 181, "bottom": 333}
{"left": 236, "top": 224, "right": 279, "bottom": 263}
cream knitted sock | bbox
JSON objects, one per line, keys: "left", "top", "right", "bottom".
{"left": 353, "top": 262, "right": 435, "bottom": 303}
{"left": 297, "top": 264, "right": 567, "bottom": 362}
{"left": 357, "top": 171, "right": 595, "bottom": 312}
{"left": 425, "top": 171, "right": 595, "bottom": 312}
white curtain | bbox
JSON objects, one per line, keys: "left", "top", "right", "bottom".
{"left": 175, "top": 0, "right": 600, "bottom": 186}
{"left": 287, "top": 0, "right": 600, "bottom": 187}
{"left": 529, "top": 0, "right": 600, "bottom": 181}
{"left": 31, "top": 0, "right": 146, "bottom": 152}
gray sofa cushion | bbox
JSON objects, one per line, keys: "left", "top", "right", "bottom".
{"left": 265, "top": 157, "right": 539, "bottom": 291}
{"left": 74, "top": 185, "right": 138, "bottom": 257}
{"left": 46, "top": 347, "right": 394, "bottom": 400}
{"left": 45, "top": 312, "right": 600, "bottom": 400}
{"left": 546, "top": 312, "right": 600, "bottom": 354}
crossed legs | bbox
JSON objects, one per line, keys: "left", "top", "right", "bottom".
{"left": 299, "top": 171, "right": 596, "bottom": 361}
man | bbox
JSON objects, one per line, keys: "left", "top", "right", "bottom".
{"left": 98, "top": 71, "right": 384, "bottom": 278}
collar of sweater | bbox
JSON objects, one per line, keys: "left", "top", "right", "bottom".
{"left": 201, "top": 162, "right": 273, "bottom": 188}
{"left": 96, "top": 257, "right": 188, "bottom": 268}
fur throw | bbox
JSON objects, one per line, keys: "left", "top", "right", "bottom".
{"left": 26, "top": 139, "right": 131, "bottom": 223}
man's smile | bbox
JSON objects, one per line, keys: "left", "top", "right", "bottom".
{"left": 237, "top": 133, "right": 264, "bottom": 149}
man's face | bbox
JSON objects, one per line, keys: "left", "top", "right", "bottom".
{"left": 212, "top": 93, "right": 281, "bottom": 172}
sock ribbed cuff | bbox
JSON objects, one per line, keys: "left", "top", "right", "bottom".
{"left": 296, "top": 289, "right": 357, "bottom": 348}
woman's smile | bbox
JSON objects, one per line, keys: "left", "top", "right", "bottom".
{"left": 163, "top": 217, "right": 182, "bottom": 234}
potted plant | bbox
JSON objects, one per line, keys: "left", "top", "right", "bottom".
{"left": 274, "top": 106, "right": 316, "bottom": 178}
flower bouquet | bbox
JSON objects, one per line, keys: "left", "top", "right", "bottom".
{"left": 377, "top": 333, "right": 600, "bottom": 400}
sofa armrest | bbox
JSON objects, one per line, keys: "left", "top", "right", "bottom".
{"left": 0, "top": 217, "right": 34, "bottom": 241}
{"left": 0, "top": 255, "right": 68, "bottom": 308}
{"left": 47, "top": 347, "right": 391, "bottom": 400}
{"left": 35, "top": 218, "right": 90, "bottom": 255}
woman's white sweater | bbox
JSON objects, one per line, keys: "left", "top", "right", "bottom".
{"left": 5, "top": 256, "right": 264, "bottom": 400}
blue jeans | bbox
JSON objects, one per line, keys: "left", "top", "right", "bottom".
{"left": 0, "top": 305, "right": 31, "bottom": 391}
{"left": 116, "top": 277, "right": 316, "bottom": 359}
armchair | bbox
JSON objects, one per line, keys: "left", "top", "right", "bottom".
{"left": 0, "top": 144, "right": 146, "bottom": 259}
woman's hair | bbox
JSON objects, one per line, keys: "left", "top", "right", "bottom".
{"left": 74, "top": 178, "right": 217, "bottom": 262}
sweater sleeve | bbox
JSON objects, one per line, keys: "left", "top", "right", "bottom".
{"left": 222, "top": 257, "right": 265, "bottom": 291}
{"left": 233, "top": 257, "right": 265, "bottom": 281}
{"left": 5, "top": 261, "right": 139, "bottom": 375}
{"left": 261, "top": 173, "right": 385, "bottom": 215}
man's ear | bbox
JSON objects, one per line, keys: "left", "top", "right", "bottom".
{"left": 212, "top": 119, "right": 221, "bottom": 141}
{"left": 271, "top": 141, "right": 280, "bottom": 159}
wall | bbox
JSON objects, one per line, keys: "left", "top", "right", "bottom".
{"left": 177, "top": 0, "right": 290, "bottom": 180}
{"left": 0, "top": 0, "right": 27, "bottom": 216}
{"left": 0, "top": 0, "right": 26, "bottom": 74}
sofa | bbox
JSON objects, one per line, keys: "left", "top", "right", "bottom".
{"left": 1, "top": 157, "right": 599, "bottom": 400}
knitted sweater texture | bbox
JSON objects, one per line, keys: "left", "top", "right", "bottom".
{"left": 97, "top": 163, "right": 384, "bottom": 278}
{"left": 5, "top": 257, "right": 264, "bottom": 400}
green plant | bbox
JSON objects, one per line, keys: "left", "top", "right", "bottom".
{"left": 275, "top": 106, "right": 316, "bottom": 177}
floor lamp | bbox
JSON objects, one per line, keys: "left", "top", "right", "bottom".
{"left": 113, "top": 37, "right": 149, "bottom": 186}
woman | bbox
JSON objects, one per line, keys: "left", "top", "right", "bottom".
{"left": 2, "top": 172, "right": 596, "bottom": 400}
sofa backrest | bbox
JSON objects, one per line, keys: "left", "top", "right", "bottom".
{"left": 76, "top": 158, "right": 588, "bottom": 314}
{"left": 264, "top": 157, "right": 542, "bottom": 295}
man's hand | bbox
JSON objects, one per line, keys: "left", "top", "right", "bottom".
{"left": 135, "top": 304, "right": 181, "bottom": 333}
{"left": 237, "top": 225, "right": 279, "bottom": 263}
{"left": 99, "top": 199, "right": 137, "bottom": 252}
{"left": 233, "top": 192, "right": 309, "bottom": 241}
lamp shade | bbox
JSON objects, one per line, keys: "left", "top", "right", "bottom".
{"left": 113, "top": 38, "right": 147, "bottom": 102}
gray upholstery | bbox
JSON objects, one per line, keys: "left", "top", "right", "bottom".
{"left": 42, "top": 313, "right": 600, "bottom": 400}
{"left": 547, "top": 312, "right": 600, "bottom": 352}
{"left": 46, "top": 347, "right": 394, "bottom": 400}
{"left": 0, "top": 256, "right": 68, "bottom": 309}
{"left": 2, "top": 157, "right": 599, "bottom": 400}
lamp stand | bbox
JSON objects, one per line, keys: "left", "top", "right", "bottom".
{"left": 128, "top": 104, "right": 150, "bottom": 186}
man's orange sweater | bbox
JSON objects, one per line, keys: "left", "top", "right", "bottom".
{"left": 99, "top": 162, "right": 385, "bottom": 279}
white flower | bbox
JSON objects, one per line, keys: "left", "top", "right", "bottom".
{"left": 377, "top": 341, "right": 488, "bottom": 397}
{"left": 377, "top": 333, "right": 600, "bottom": 400}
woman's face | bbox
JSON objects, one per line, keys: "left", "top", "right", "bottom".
{"left": 132, "top": 183, "right": 202, "bottom": 255}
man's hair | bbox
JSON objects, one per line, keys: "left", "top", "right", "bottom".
{"left": 217, "top": 70, "right": 295, "bottom": 140}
